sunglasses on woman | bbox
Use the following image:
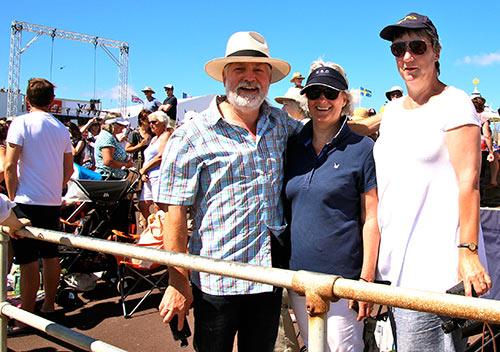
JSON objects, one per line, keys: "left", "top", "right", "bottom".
{"left": 149, "top": 120, "right": 159, "bottom": 125}
{"left": 390, "top": 40, "right": 428, "bottom": 58}
{"left": 304, "top": 87, "right": 340, "bottom": 101}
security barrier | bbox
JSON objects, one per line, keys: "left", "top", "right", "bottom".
{"left": 2, "top": 225, "right": 500, "bottom": 351}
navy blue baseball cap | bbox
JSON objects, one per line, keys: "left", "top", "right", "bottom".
{"left": 300, "top": 66, "right": 348, "bottom": 94}
{"left": 380, "top": 13, "right": 438, "bottom": 41}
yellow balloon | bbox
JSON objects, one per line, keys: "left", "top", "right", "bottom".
{"left": 473, "top": 78, "right": 479, "bottom": 85}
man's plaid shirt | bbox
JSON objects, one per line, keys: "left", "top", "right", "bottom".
{"left": 157, "top": 96, "right": 302, "bottom": 295}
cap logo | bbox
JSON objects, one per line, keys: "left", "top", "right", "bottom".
{"left": 317, "top": 68, "right": 331, "bottom": 75}
{"left": 397, "top": 15, "right": 417, "bottom": 24}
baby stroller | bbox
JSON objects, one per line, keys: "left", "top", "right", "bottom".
{"left": 57, "top": 167, "right": 141, "bottom": 308}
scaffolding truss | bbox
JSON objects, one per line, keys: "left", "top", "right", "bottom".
{"left": 7, "top": 20, "right": 129, "bottom": 117}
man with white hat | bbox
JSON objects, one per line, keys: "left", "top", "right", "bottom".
{"left": 385, "top": 85, "right": 404, "bottom": 101}
{"left": 141, "top": 86, "right": 161, "bottom": 112}
{"left": 157, "top": 31, "right": 303, "bottom": 351}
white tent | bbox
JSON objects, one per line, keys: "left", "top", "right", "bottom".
{"left": 109, "top": 94, "right": 216, "bottom": 128}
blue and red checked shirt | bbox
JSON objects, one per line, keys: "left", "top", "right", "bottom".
{"left": 157, "top": 96, "right": 303, "bottom": 295}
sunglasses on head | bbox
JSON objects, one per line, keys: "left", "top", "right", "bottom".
{"left": 304, "top": 87, "right": 340, "bottom": 101}
{"left": 390, "top": 40, "right": 429, "bottom": 58}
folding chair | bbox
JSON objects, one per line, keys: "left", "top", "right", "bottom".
{"left": 112, "top": 211, "right": 169, "bottom": 318}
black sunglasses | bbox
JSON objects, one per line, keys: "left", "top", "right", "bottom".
{"left": 149, "top": 120, "right": 159, "bottom": 125}
{"left": 304, "top": 87, "right": 340, "bottom": 101}
{"left": 390, "top": 40, "right": 428, "bottom": 58}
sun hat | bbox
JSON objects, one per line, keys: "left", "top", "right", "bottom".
{"left": 105, "top": 117, "right": 129, "bottom": 126}
{"left": 380, "top": 12, "right": 438, "bottom": 41}
{"left": 351, "top": 107, "right": 369, "bottom": 121}
{"left": 164, "top": 84, "right": 173, "bottom": 90}
{"left": 141, "top": 86, "right": 155, "bottom": 93}
{"left": 289, "top": 72, "right": 305, "bottom": 82}
{"left": 300, "top": 66, "right": 349, "bottom": 94}
{"left": 274, "top": 87, "right": 303, "bottom": 105}
{"left": 204, "top": 31, "right": 290, "bottom": 83}
{"left": 385, "top": 86, "right": 404, "bottom": 100}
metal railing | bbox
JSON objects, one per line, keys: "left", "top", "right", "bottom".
{"left": 2, "top": 225, "right": 500, "bottom": 351}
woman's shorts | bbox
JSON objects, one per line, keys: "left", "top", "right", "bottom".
{"left": 139, "top": 175, "right": 159, "bottom": 202}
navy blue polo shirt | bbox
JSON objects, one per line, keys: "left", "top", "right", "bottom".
{"left": 284, "top": 118, "right": 377, "bottom": 279}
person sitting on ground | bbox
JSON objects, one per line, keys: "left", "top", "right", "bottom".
{"left": 138, "top": 111, "right": 174, "bottom": 224}
{"left": 94, "top": 117, "right": 134, "bottom": 179}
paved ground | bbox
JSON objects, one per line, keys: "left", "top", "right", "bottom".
{"left": 7, "top": 276, "right": 200, "bottom": 352}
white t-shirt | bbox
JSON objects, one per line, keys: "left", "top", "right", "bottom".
{"left": 374, "top": 86, "right": 486, "bottom": 293}
{"left": 7, "top": 111, "right": 72, "bottom": 206}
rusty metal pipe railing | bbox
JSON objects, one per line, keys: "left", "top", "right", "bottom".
{"left": 4, "top": 226, "right": 500, "bottom": 352}
{"left": 0, "top": 302, "right": 126, "bottom": 352}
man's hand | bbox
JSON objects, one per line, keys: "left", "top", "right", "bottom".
{"left": 159, "top": 279, "right": 193, "bottom": 330}
{"left": 2, "top": 213, "right": 31, "bottom": 239}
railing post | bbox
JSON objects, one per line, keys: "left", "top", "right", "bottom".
{"left": 292, "top": 271, "right": 340, "bottom": 352}
{"left": 0, "top": 233, "right": 8, "bottom": 352}
{"left": 308, "top": 312, "right": 327, "bottom": 351}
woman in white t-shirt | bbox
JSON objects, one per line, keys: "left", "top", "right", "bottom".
{"left": 374, "top": 13, "right": 491, "bottom": 352}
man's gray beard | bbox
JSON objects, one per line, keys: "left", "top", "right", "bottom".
{"left": 226, "top": 87, "right": 266, "bottom": 113}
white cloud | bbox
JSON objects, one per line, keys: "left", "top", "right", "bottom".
{"left": 457, "top": 52, "right": 500, "bottom": 66}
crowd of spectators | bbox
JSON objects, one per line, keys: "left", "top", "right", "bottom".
{"left": 2, "top": 11, "right": 500, "bottom": 352}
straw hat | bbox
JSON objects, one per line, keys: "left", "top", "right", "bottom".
{"left": 351, "top": 107, "right": 369, "bottom": 121}
{"left": 141, "top": 86, "right": 155, "bottom": 94}
{"left": 289, "top": 72, "right": 305, "bottom": 82}
{"left": 204, "top": 31, "right": 290, "bottom": 83}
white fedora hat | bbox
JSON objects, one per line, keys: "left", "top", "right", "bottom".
{"left": 204, "top": 31, "right": 290, "bottom": 84}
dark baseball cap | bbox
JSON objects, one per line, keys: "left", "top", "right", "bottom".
{"left": 380, "top": 12, "right": 438, "bottom": 41}
{"left": 300, "top": 66, "right": 348, "bottom": 94}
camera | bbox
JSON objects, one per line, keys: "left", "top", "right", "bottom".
{"left": 441, "top": 282, "right": 478, "bottom": 335}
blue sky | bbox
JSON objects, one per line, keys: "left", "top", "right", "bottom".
{"left": 2, "top": 0, "right": 499, "bottom": 113}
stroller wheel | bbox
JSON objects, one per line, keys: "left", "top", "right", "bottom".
{"left": 56, "top": 287, "right": 81, "bottom": 309}
{"left": 117, "top": 276, "right": 136, "bottom": 295}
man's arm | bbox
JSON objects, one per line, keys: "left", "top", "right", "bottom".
{"left": 63, "top": 152, "right": 74, "bottom": 187}
{"left": 159, "top": 104, "right": 173, "bottom": 113}
{"left": 5, "top": 143, "right": 22, "bottom": 201}
{"left": 158, "top": 205, "right": 193, "bottom": 330}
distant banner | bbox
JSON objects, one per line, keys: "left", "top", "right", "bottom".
{"left": 182, "top": 92, "right": 192, "bottom": 99}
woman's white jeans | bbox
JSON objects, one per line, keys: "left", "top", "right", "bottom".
{"left": 288, "top": 289, "right": 363, "bottom": 352}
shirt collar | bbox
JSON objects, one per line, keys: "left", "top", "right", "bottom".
{"left": 206, "top": 95, "right": 272, "bottom": 127}
{"left": 300, "top": 116, "right": 351, "bottom": 149}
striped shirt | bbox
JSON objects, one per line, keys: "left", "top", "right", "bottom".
{"left": 157, "top": 96, "right": 303, "bottom": 295}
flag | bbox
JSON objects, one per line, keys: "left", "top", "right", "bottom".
{"left": 131, "top": 94, "right": 143, "bottom": 104}
{"left": 360, "top": 87, "right": 372, "bottom": 97}
{"left": 182, "top": 92, "right": 192, "bottom": 99}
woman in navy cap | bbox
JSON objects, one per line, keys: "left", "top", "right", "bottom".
{"left": 374, "top": 13, "right": 491, "bottom": 351}
{"left": 284, "top": 59, "right": 380, "bottom": 351}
